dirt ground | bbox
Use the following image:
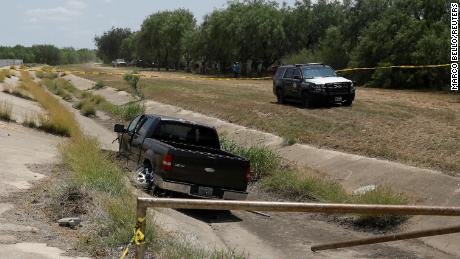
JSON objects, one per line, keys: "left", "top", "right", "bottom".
{"left": 66, "top": 73, "right": 459, "bottom": 258}
{"left": 2, "top": 69, "right": 457, "bottom": 258}
{"left": 62, "top": 64, "right": 460, "bottom": 175}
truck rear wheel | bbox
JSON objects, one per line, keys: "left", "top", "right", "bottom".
{"left": 136, "top": 163, "right": 159, "bottom": 193}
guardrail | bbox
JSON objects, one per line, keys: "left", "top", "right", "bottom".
{"left": 134, "top": 198, "right": 460, "bottom": 259}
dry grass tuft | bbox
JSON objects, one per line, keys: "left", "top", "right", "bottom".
{"left": 0, "top": 69, "right": 7, "bottom": 82}
{"left": 0, "top": 100, "right": 13, "bottom": 121}
{"left": 20, "top": 71, "right": 79, "bottom": 137}
{"left": 22, "top": 112, "right": 39, "bottom": 128}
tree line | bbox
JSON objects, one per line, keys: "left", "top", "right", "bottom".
{"left": 0, "top": 45, "right": 97, "bottom": 66}
{"left": 95, "top": 0, "right": 449, "bottom": 89}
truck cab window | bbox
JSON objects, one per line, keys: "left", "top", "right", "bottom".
{"left": 127, "top": 115, "right": 142, "bottom": 132}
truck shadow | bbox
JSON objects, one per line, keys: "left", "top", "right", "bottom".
{"left": 176, "top": 209, "right": 243, "bottom": 223}
{"left": 270, "top": 100, "right": 338, "bottom": 109}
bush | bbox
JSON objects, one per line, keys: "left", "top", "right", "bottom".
{"left": 221, "top": 138, "right": 281, "bottom": 181}
{"left": 261, "top": 170, "right": 348, "bottom": 202}
{"left": 94, "top": 81, "right": 105, "bottom": 89}
{"left": 120, "top": 102, "right": 144, "bottom": 121}
{"left": 35, "top": 70, "right": 58, "bottom": 79}
{"left": 81, "top": 103, "right": 96, "bottom": 117}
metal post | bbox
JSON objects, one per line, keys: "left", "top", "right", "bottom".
{"left": 135, "top": 200, "right": 147, "bottom": 259}
{"left": 311, "top": 225, "right": 460, "bottom": 251}
{"left": 138, "top": 197, "right": 460, "bottom": 216}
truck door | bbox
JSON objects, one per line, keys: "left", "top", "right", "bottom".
{"left": 129, "top": 116, "right": 149, "bottom": 162}
{"left": 121, "top": 115, "right": 144, "bottom": 161}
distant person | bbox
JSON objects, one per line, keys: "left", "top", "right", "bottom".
{"left": 232, "top": 62, "right": 241, "bottom": 78}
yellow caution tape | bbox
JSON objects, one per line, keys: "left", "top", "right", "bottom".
{"left": 120, "top": 236, "right": 135, "bottom": 259}
{"left": 337, "top": 64, "right": 450, "bottom": 72}
{"left": 120, "top": 217, "right": 146, "bottom": 259}
{"left": 12, "top": 63, "right": 450, "bottom": 81}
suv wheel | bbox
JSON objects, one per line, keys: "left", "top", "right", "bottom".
{"left": 302, "top": 92, "right": 313, "bottom": 108}
{"left": 276, "top": 89, "right": 285, "bottom": 104}
{"left": 343, "top": 99, "right": 353, "bottom": 107}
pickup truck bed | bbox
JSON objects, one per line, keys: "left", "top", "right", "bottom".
{"left": 115, "top": 114, "right": 250, "bottom": 200}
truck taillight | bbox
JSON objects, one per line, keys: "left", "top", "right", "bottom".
{"left": 245, "top": 165, "right": 251, "bottom": 183}
{"left": 162, "top": 154, "right": 173, "bottom": 171}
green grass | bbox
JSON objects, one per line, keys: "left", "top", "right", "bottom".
{"left": 260, "top": 170, "right": 349, "bottom": 202}
{"left": 0, "top": 100, "right": 13, "bottom": 122}
{"left": 221, "top": 139, "right": 408, "bottom": 227}
{"left": 21, "top": 72, "right": 77, "bottom": 137}
{"left": 94, "top": 81, "right": 105, "bottom": 89}
{"left": 42, "top": 78, "right": 73, "bottom": 102}
{"left": 62, "top": 64, "right": 460, "bottom": 175}
{"left": 80, "top": 103, "right": 96, "bottom": 117}
{"left": 35, "top": 70, "right": 58, "bottom": 79}
{"left": 0, "top": 69, "right": 9, "bottom": 82}
{"left": 2, "top": 83, "right": 35, "bottom": 101}
{"left": 221, "top": 137, "right": 281, "bottom": 181}
{"left": 99, "top": 101, "right": 144, "bottom": 121}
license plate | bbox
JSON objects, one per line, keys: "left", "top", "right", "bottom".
{"left": 198, "top": 186, "right": 213, "bottom": 197}
{"left": 335, "top": 96, "right": 343, "bottom": 102}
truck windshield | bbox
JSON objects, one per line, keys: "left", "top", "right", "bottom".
{"left": 302, "top": 67, "right": 336, "bottom": 78}
{"left": 153, "top": 121, "right": 220, "bottom": 149}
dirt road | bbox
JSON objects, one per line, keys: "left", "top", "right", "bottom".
{"left": 66, "top": 75, "right": 457, "bottom": 258}
{"left": 0, "top": 120, "right": 88, "bottom": 259}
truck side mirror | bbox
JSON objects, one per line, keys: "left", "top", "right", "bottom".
{"left": 293, "top": 75, "right": 302, "bottom": 80}
{"left": 114, "top": 124, "right": 126, "bottom": 133}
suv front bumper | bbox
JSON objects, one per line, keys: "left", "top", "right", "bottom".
{"left": 312, "top": 92, "right": 355, "bottom": 103}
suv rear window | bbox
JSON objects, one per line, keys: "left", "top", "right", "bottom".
{"left": 274, "top": 67, "right": 286, "bottom": 78}
{"left": 153, "top": 121, "right": 220, "bottom": 149}
{"left": 284, "top": 68, "right": 294, "bottom": 79}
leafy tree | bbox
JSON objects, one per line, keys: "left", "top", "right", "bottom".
{"left": 350, "top": 0, "right": 449, "bottom": 88}
{"left": 31, "top": 45, "right": 61, "bottom": 65}
{"left": 94, "top": 27, "right": 132, "bottom": 63}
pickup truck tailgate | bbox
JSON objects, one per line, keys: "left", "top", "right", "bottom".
{"left": 166, "top": 149, "right": 249, "bottom": 191}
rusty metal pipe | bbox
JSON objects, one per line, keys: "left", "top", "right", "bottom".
{"left": 138, "top": 197, "right": 460, "bottom": 216}
{"left": 135, "top": 198, "right": 460, "bottom": 259}
{"left": 311, "top": 225, "right": 460, "bottom": 252}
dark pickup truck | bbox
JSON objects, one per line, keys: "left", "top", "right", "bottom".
{"left": 114, "top": 114, "right": 250, "bottom": 200}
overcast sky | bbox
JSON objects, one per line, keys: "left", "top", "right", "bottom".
{"left": 1, "top": 0, "right": 296, "bottom": 49}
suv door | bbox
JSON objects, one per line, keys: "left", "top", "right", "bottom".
{"left": 291, "top": 68, "right": 303, "bottom": 98}
{"left": 282, "top": 68, "right": 295, "bottom": 97}
{"left": 273, "top": 67, "right": 286, "bottom": 95}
